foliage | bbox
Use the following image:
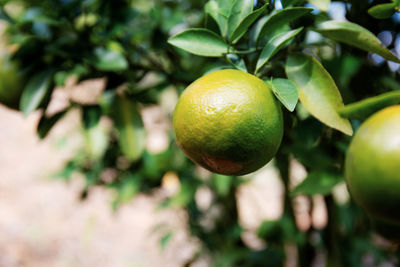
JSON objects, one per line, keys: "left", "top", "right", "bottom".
{"left": 2, "top": 0, "right": 400, "bottom": 265}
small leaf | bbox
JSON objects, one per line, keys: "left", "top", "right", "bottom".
{"left": 113, "top": 174, "right": 142, "bottom": 206}
{"left": 227, "top": 54, "right": 247, "bottom": 72}
{"left": 92, "top": 47, "right": 128, "bottom": 71}
{"left": 255, "top": 7, "right": 312, "bottom": 45}
{"left": 314, "top": 21, "right": 400, "bottom": 63}
{"left": 291, "top": 172, "right": 343, "bottom": 196}
{"left": 285, "top": 53, "right": 353, "bottom": 135}
{"left": 308, "top": 0, "right": 330, "bottom": 12}
{"left": 0, "top": 7, "right": 14, "bottom": 24}
{"left": 160, "top": 232, "right": 173, "bottom": 251}
{"left": 339, "top": 91, "right": 400, "bottom": 120}
{"left": 111, "top": 95, "right": 145, "bottom": 162}
{"left": 54, "top": 65, "right": 88, "bottom": 86}
{"left": 268, "top": 78, "right": 299, "bottom": 112}
{"left": 256, "top": 27, "right": 303, "bottom": 72}
{"left": 82, "top": 106, "right": 109, "bottom": 160}
{"left": 230, "top": 4, "right": 267, "bottom": 44}
{"left": 168, "top": 28, "right": 229, "bottom": 57}
{"left": 212, "top": 174, "right": 233, "bottom": 197}
{"left": 227, "top": 0, "right": 254, "bottom": 38}
{"left": 368, "top": 3, "right": 397, "bottom": 19}
{"left": 205, "top": 0, "right": 228, "bottom": 36}
{"left": 20, "top": 70, "right": 54, "bottom": 116}
{"left": 37, "top": 109, "right": 68, "bottom": 139}
{"left": 257, "top": 220, "right": 282, "bottom": 240}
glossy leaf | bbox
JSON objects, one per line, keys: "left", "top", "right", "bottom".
{"left": 291, "top": 172, "right": 343, "bottom": 196}
{"left": 308, "top": 0, "right": 330, "bottom": 12}
{"left": 205, "top": 0, "right": 229, "bottom": 36}
{"left": 256, "top": 27, "right": 303, "bottom": 72}
{"left": 112, "top": 95, "right": 145, "bottom": 162}
{"left": 285, "top": 53, "right": 353, "bottom": 135}
{"left": 339, "top": 91, "right": 400, "bottom": 120}
{"left": 20, "top": 70, "right": 54, "bottom": 116}
{"left": 168, "top": 28, "right": 229, "bottom": 57}
{"left": 230, "top": 4, "right": 267, "bottom": 44}
{"left": 314, "top": 21, "right": 400, "bottom": 63}
{"left": 368, "top": 3, "right": 397, "bottom": 19}
{"left": 227, "top": 0, "right": 254, "bottom": 38}
{"left": 268, "top": 78, "right": 299, "bottom": 112}
{"left": 255, "top": 7, "right": 312, "bottom": 45}
{"left": 227, "top": 54, "right": 247, "bottom": 72}
{"left": 92, "top": 47, "right": 128, "bottom": 71}
{"left": 37, "top": 109, "right": 68, "bottom": 139}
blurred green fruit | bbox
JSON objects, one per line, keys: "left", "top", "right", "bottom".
{"left": 0, "top": 51, "right": 25, "bottom": 109}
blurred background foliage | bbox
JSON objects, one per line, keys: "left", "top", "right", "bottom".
{"left": 1, "top": 0, "right": 400, "bottom": 266}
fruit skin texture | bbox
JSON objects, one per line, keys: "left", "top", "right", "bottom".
{"left": 173, "top": 69, "right": 283, "bottom": 176}
{"left": 345, "top": 105, "right": 400, "bottom": 224}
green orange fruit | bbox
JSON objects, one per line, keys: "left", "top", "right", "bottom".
{"left": 172, "top": 69, "right": 283, "bottom": 176}
{"left": 345, "top": 105, "right": 400, "bottom": 224}
{"left": 0, "top": 51, "right": 25, "bottom": 109}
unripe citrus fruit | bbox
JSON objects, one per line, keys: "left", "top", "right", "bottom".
{"left": 0, "top": 51, "right": 25, "bottom": 109}
{"left": 345, "top": 105, "right": 400, "bottom": 224}
{"left": 173, "top": 69, "right": 283, "bottom": 176}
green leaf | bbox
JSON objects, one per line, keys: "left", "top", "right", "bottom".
{"left": 339, "top": 91, "right": 400, "bottom": 120}
{"left": 368, "top": 3, "right": 397, "bottom": 19}
{"left": 226, "top": 54, "right": 247, "bottom": 72}
{"left": 258, "top": 220, "right": 282, "bottom": 241}
{"left": 114, "top": 174, "right": 141, "bottom": 205}
{"left": 268, "top": 78, "right": 299, "bottom": 112}
{"left": 205, "top": 0, "right": 253, "bottom": 38}
{"left": 168, "top": 28, "right": 229, "bottom": 57}
{"left": 212, "top": 174, "right": 233, "bottom": 197}
{"left": 291, "top": 172, "right": 343, "bottom": 196}
{"left": 82, "top": 106, "right": 109, "bottom": 160}
{"left": 92, "top": 47, "right": 128, "bottom": 71}
{"left": 167, "top": 180, "right": 196, "bottom": 207}
{"left": 37, "top": 109, "right": 68, "bottom": 139}
{"left": 54, "top": 65, "right": 88, "bottom": 86}
{"left": 99, "top": 90, "right": 116, "bottom": 115}
{"left": 20, "top": 8, "right": 60, "bottom": 25}
{"left": 230, "top": 4, "right": 267, "bottom": 44}
{"left": 285, "top": 53, "right": 353, "bottom": 135}
{"left": 111, "top": 95, "right": 145, "bottom": 162}
{"left": 255, "top": 7, "right": 313, "bottom": 45}
{"left": 308, "top": 0, "right": 330, "bottom": 12}
{"left": 0, "top": 7, "right": 14, "bottom": 24}
{"left": 20, "top": 70, "right": 54, "bottom": 116}
{"left": 281, "top": 0, "right": 301, "bottom": 8}
{"left": 256, "top": 27, "right": 303, "bottom": 72}
{"left": 314, "top": 21, "right": 400, "bottom": 63}
{"left": 160, "top": 231, "right": 173, "bottom": 251}
{"left": 205, "top": 0, "right": 229, "bottom": 36}
{"left": 227, "top": 0, "right": 254, "bottom": 38}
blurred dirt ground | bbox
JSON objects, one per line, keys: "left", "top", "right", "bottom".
{"left": 0, "top": 98, "right": 324, "bottom": 267}
{"left": 0, "top": 105, "right": 198, "bottom": 267}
